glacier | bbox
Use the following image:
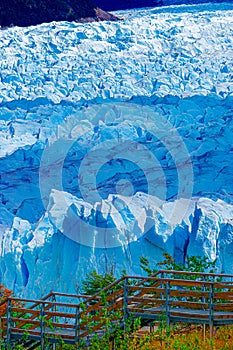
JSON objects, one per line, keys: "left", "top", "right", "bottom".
{"left": 1, "top": 2, "right": 233, "bottom": 297}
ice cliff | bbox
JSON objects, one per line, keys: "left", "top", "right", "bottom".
{"left": 1, "top": 2, "right": 233, "bottom": 297}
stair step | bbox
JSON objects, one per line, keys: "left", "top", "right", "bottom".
{"left": 23, "top": 340, "right": 41, "bottom": 350}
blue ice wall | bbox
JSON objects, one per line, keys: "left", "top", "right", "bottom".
{"left": 1, "top": 3, "right": 233, "bottom": 297}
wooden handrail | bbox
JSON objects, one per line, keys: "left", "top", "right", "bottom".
{"left": 8, "top": 298, "right": 92, "bottom": 308}
{"left": 157, "top": 270, "right": 233, "bottom": 278}
{"left": 3, "top": 270, "right": 233, "bottom": 346}
{"left": 48, "top": 292, "right": 93, "bottom": 299}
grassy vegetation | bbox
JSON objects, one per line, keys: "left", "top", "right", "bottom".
{"left": 2, "top": 323, "right": 233, "bottom": 349}
{"left": 78, "top": 324, "right": 233, "bottom": 349}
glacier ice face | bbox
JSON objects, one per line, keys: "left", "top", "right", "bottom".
{"left": 1, "top": 3, "right": 233, "bottom": 297}
{"left": 1, "top": 191, "right": 233, "bottom": 297}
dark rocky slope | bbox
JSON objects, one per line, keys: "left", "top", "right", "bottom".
{"left": 0, "top": 0, "right": 119, "bottom": 27}
{"left": 1, "top": 0, "right": 227, "bottom": 28}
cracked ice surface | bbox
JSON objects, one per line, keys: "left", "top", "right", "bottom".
{"left": 0, "top": 3, "right": 233, "bottom": 104}
{"left": 1, "top": 3, "right": 233, "bottom": 297}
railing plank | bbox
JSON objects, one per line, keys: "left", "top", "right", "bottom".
{"left": 10, "top": 307, "right": 40, "bottom": 315}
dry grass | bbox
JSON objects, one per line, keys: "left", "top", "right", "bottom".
{"left": 136, "top": 324, "right": 233, "bottom": 350}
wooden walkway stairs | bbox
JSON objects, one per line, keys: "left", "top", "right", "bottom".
{"left": 1, "top": 270, "right": 233, "bottom": 349}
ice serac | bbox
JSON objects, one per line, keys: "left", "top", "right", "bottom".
{"left": 1, "top": 2, "right": 233, "bottom": 297}
{"left": 1, "top": 192, "right": 233, "bottom": 297}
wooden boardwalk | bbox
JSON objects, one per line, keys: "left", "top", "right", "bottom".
{"left": 1, "top": 270, "right": 233, "bottom": 349}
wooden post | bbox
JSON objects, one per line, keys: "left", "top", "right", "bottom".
{"left": 160, "top": 272, "right": 164, "bottom": 301}
{"left": 165, "top": 281, "right": 170, "bottom": 327}
{"left": 51, "top": 295, "right": 57, "bottom": 350}
{"left": 40, "top": 303, "right": 45, "bottom": 350}
{"left": 202, "top": 277, "right": 207, "bottom": 342}
{"left": 123, "top": 278, "right": 129, "bottom": 330}
{"left": 209, "top": 283, "right": 214, "bottom": 340}
{"left": 202, "top": 277, "right": 206, "bottom": 303}
{"left": 75, "top": 305, "right": 80, "bottom": 343}
{"left": 6, "top": 299, "right": 12, "bottom": 348}
{"left": 203, "top": 324, "right": 206, "bottom": 342}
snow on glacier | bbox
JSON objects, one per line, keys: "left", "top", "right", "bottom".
{"left": 1, "top": 2, "right": 233, "bottom": 297}
{"left": 0, "top": 2, "right": 233, "bottom": 105}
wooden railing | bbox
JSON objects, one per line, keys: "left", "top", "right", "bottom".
{"left": 1, "top": 270, "right": 233, "bottom": 348}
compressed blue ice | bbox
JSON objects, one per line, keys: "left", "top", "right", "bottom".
{"left": 1, "top": 2, "right": 233, "bottom": 297}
